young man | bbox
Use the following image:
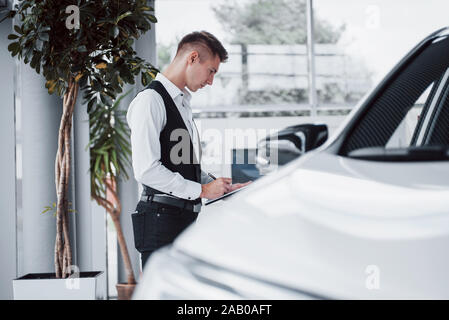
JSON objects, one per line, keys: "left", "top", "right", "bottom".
{"left": 127, "top": 31, "right": 250, "bottom": 268}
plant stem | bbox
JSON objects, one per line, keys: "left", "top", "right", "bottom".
{"left": 55, "top": 78, "right": 78, "bottom": 278}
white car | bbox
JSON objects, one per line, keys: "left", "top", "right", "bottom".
{"left": 134, "top": 28, "right": 449, "bottom": 299}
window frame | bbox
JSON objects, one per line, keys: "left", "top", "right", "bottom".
{"left": 333, "top": 34, "right": 449, "bottom": 157}
{"left": 412, "top": 68, "right": 449, "bottom": 146}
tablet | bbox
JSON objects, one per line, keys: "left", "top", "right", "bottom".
{"left": 204, "top": 185, "right": 250, "bottom": 206}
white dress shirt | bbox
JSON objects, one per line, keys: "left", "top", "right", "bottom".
{"left": 126, "top": 73, "right": 213, "bottom": 200}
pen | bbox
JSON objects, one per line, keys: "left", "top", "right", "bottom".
{"left": 208, "top": 172, "right": 217, "bottom": 180}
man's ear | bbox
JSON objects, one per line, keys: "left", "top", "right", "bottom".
{"left": 188, "top": 51, "right": 199, "bottom": 65}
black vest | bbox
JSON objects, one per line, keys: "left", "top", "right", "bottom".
{"left": 142, "top": 80, "right": 201, "bottom": 204}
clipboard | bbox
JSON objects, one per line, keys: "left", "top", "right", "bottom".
{"left": 204, "top": 185, "right": 250, "bottom": 206}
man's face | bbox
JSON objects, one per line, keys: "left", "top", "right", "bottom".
{"left": 185, "top": 52, "right": 221, "bottom": 92}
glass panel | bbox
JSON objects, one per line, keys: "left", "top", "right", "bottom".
{"left": 314, "top": 0, "right": 449, "bottom": 107}
{"left": 156, "top": 0, "right": 449, "bottom": 115}
{"left": 385, "top": 83, "right": 434, "bottom": 148}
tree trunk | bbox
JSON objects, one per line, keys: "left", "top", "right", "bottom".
{"left": 93, "top": 177, "right": 136, "bottom": 285}
{"left": 54, "top": 78, "right": 79, "bottom": 278}
{"left": 111, "top": 212, "right": 136, "bottom": 285}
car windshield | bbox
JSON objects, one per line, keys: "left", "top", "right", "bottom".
{"left": 342, "top": 35, "right": 449, "bottom": 160}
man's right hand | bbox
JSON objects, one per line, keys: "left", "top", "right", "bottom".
{"left": 200, "top": 178, "right": 232, "bottom": 199}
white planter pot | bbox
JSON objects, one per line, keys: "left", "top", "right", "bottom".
{"left": 13, "top": 271, "right": 105, "bottom": 300}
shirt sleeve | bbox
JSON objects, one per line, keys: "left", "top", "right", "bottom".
{"left": 126, "top": 90, "right": 202, "bottom": 200}
{"left": 201, "top": 170, "right": 215, "bottom": 184}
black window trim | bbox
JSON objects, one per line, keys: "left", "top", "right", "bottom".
{"left": 423, "top": 76, "right": 449, "bottom": 145}
{"left": 413, "top": 67, "right": 449, "bottom": 146}
{"left": 331, "top": 32, "right": 449, "bottom": 157}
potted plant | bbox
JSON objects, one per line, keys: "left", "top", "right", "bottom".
{"left": 6, "top": 0, "right": 157, "bottom": 299}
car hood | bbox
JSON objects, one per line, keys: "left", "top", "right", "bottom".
{"left": 174, "top": 152, "right": 449, "bottom": 299}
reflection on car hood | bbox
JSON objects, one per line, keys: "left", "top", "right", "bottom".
{"left": 174, "top": 152, "right": 449, "bottom": 299}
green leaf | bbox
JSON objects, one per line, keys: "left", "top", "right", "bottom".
{"left": 92, "top": 79, "right": 102, "bottom": 91}
{"left": 140, "top": 6, "right": 154, "bottom": 12}
{"left": 30, "top": 52, "right": 40, "bottom": 69}
{"left": 87, "top": 98, "right": 96, "bottom": 113}
{"left": 111, "top": 149, "right": 118, "bottom": 170}
{"left": 24, "top": 45, "right": 33, "bottom": 60}
{"left": 7, "top": 42, "right": 19, "bottom": 54}
{"left": 38, "top": 32, "right": 49, "bottom": 42}
{"left": 35, "top": 39, "right": 43, "bottom": 51}
{"left": 116, "top": 138, "right": 132, "bottom": 155}
{"left": 111, "top": 25, "right": 119, "bottom": 39}
{"left": 104, "top": 153, "right": 110, "bottom": 173}
{"left": 13, "top": 25, "right": 22, "bottom": 34}
{"left": 47, "top": 80, "right": 57, "bottom": 94}
{"left": 147, "top": 15, "right": 157, "bottom": 23}
{"left": 8, "top": 34, "right": 19, "bottom": 40}
{"left": 94, "top": 155, "right": 101, "bottom": 173}
{"left": 41, "top": 205, "right": 54, "bottom": 214}
{"left": 77, "top": 45, "right": 87, "bottom": 53}
{"left": 143, "top": 72, "right": 152, "bottom": 87}
{"left": 116, "top": 11, "right": 132, "bottom": 24}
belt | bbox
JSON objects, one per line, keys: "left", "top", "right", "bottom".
{"left": 140, "top": 194, "right": 202, "bottom": 213}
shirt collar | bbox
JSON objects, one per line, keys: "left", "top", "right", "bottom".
{"left": 155, "top": 72, "right": 192, "bottom": 104}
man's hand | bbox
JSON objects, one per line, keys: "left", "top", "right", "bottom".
{"left": 228, "top": 180, "right": 252, "bottom": 192}
{"left": 200, "top": 177, "right": 232, "bottom": 199}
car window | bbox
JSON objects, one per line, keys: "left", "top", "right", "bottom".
{"left": 423, "top": 79, "right": 449, "bottom": 146}
{"left": 385, "top": 82, "right": 434, "bottom": 148}
{"left": 341, "top": 36, "right": 449, "bottom": 156}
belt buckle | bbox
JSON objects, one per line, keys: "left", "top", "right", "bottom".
{"left": 193, "top": 203, "right": 202, "bottom": 213}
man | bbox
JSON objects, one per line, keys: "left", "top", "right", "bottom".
{"left": 127, "top": 31, "right": 250, "bottom": 268}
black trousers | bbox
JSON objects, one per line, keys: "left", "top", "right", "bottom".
{"left": 131, "top": 200, "right": 198, "bottom": 268}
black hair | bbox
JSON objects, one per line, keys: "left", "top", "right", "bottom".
{"left": 176, "top": 31, "right": 228, "bottom": 62}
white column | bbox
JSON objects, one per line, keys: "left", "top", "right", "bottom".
{"left": 73, "top": 93, "right": 108, "bottom": 299}
{"left": 117, "top": 0, "right": 157, "bottom": 284}
{"left": 116, "top": 83, "right": 141, "bottom": 285}
{"left": 18, "top": 57, "right": 62, "bottom": 276}
{"left": 0, "top": 18, "right": 17, "bottom": 300}
{"left": 73, "top": 95, "right": 92, "bottom": 271}
{"left": 306, "top": 0, "right": 317, "bottom": 117}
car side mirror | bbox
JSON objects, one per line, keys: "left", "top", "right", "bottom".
{"left": 256, "top": 123, "right": 328, "bottom": 174}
